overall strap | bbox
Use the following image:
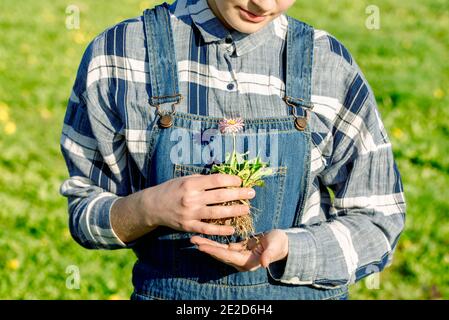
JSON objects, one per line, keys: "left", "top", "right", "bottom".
{"left": 284, "top": 17, "right": 314, "bottom": 111}
{"left": 143, "top": 2, "right": 182, "bottom": 107}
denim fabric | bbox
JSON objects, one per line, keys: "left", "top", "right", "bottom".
{"left": 127, "top": 3, "right": 345, "bottom": 300}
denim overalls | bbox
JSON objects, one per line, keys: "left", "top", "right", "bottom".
{"left": 131, "top": 3, "right": 348, "bottom": 300}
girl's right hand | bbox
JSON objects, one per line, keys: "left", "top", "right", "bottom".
{"left": 139, "top": 174, "right": 256, "bottom": 236}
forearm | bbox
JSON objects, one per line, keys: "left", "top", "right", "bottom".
{"left": 268, "top": 151, "right": 406, "bottom": 287}
{"left": 268, "top": 207, "right": 405, "bottom": 288}
{"left": 110, "top": 188, "right": 158, "bottom": 244}
{"left": 62, "top": 177, "right": 160, "bottom": 249}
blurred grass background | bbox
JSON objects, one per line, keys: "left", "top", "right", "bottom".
{"left": 0, "top": 0, "right": 448, "bottom": 299}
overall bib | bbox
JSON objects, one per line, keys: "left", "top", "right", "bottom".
{"left": 131, "top": 3, "right": 348, "bottom": 300}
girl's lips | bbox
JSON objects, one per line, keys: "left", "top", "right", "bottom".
{"left": 238, "top": 7, "right": 266, "bottom": 23}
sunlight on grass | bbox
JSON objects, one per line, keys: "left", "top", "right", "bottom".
{"left": 0, "top": 0, "right": 448, "bottom": 299}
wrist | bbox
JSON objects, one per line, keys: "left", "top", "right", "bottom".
{"left": 137, "top": 186, "right": 159, "bottom": 228}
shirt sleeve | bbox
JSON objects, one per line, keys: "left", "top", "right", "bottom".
{"left": 268, "top": 56, "right": 406, "bottom": 288}
{"left": 59, "top": 38, "right": 132, "bottom": 250}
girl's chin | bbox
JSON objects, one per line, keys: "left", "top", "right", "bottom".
{"left": 228, "top": 19, "right": 268, "bottom": 33}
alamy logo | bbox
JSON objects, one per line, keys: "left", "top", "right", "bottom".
{"left": 65, "top": 265, "right": 80, "bottom": 290}
{"left": 366, "top": 5, "right": 381, "bottom": 30}
{"left": 169, "top": 127, "right": 280, "bottom": 167}
{"left": 65, "top": 5, "right": 80, "bottom": 30}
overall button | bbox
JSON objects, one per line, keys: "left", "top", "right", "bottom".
{"left": 159, "top": 114, "right": 173, "bottom": 128}
{"left": 294, "top": 117, "right": 307, "bottom": 131}
{"left": 227, "top": 83, "right": 235, "bottom": 90}
{"left": 225, "top": 36, "right": 233, "bottom": 44}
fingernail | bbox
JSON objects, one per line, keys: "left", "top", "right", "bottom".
{"left": 248, "top": 189, "right": 255, "bottom": 197}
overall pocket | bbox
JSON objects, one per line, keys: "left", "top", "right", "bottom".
{"left": 172, "top": 163, "right": 287, "bottom": 239}
{"left": 170, "top": 163, "right": 287, "bottom": 283}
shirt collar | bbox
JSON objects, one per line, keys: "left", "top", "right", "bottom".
{"left": 187, "top": 0, "right": 278, "bottom": 56}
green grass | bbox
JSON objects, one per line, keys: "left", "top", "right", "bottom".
{"left": 0, "top": 0, "right": 448, "bottom": 299}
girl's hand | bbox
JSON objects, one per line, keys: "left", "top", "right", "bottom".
{"left": 190, "top": 229, "right": 289, "bottom": 272}
{"left": 111, "top": 173, "right": 255, "bottom": 244}
{"left": 141, "top": 174, "right": 256, "bottom": 236}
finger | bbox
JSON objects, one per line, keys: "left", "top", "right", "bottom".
{"left": 245, "top": 236, "right": 262, "bottom": 250}
{"left": 198, "top": 244, "right": 262, "bottom": 272}
{"left": 188, "top": 221, "right": 235, "bottom": 236}
{"left": 259, "top": 238, "right": 279, "bottom": 268}
{"left": 201, "top": 187, "right": 255, "bottom": 205}
{"left": 244, "top": 252, "right": 263, "bottom": 271}
{"left": 191, "top": 236, "right": 249, "bottom": 252}
{"left": 187, "top": 174, "right": 242, "bottom": 191}
{"left": 190, "top": 236, "right": 229, "bottom": 249}
{"left": 197, "top": 244, "right": 248, "bottom": 266}
{"left": 227, "top": 242, "right": 248, "bottom": 252}
{"left": 196, "top": 203, "right": 250, "bottom": 220}
{"left": 261, "top": 248, "right": 275, "bottom": 268}
{"left": 254, "top": 243, "right": 265, "bottom": 257}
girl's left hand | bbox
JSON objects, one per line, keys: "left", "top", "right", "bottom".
{"left": 190, "top": 229, "right": 289, "bottom": 272}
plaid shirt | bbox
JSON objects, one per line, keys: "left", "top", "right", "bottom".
{"left": 60, "top": 0, "right": 406, "bottom": 288}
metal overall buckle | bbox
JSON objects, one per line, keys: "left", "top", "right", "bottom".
{"left": 154, "top": 94, "right": 183, "bottom": 129}
{"left": 283, "top": 96, "right": 313, "bottom": 131}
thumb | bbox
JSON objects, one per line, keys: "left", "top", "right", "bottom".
{"left": 260, "top": 244, "right": 276, "bottom": 268}
{"left": 260, "top": 231, "right": 289, "bottom": 268}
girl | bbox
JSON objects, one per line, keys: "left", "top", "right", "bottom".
{"left": 60, "top": 0, "right": 406, "bottom": 300}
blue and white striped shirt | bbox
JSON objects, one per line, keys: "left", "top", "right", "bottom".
{"left": 60, "top": 0, "right": 406, "bottom": 288}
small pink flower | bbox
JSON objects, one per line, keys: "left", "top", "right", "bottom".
{"left": 218, "top": 117, "right": 244, "bottom": 134}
